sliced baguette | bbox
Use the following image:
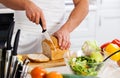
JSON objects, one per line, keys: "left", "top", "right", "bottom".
{"left": 27, "top": 54, "right": 49, "bottom": 62}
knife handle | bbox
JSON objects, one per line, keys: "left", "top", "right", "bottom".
{"left": 7, "top": 21, "right": 15, "bottom": 50}
{"left": 42, "top": 29, "right": 47, "bottom": 33}
{"left": 0, "top": 49, "right": 3, "bottom": 78}
{"left": 1, "top": 48, "right": 6, "bottom": 78}
{"left": 4, "top": 50, "right": 12, "bottom": 78}
{"left": 39, "top": 19, "right": 47, "bottom": 33}
{"left": 15, "top": 63, "right": 22, "bottom": 78}
{"left": 39, "top": 18, "right": 43, "bottom": 27}
{"left": 12, "top": 29, "right": 20, "bottom": 55}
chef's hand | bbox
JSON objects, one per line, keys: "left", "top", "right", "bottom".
{"left": 24, "top": 1, "right": 46, "bottom": 29}
{"left": 53, "top": 29, "right": 71, "bottom": 50}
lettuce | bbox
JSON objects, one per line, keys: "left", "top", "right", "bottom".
{"left": 69, "top": 56, "right": 99, "bottom": 76}
{"left": 81, "top": 40, "right": 101, "bottom": 56}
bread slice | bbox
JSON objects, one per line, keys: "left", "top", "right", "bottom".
{"left": 42, "top": 36, "right": 69, "bottom": 60}
{"left": 27, "top": 54, "right": 49, "bottom": 62}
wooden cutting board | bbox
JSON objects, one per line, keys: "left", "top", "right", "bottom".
{"left": 18, "top": 54, "right": 66, "bottom": 70}
{"left": 28, "top": 58, "right": 66, "bottom": 68}
{"left": 27, "top": 58, "right": 66, "bottom": 73}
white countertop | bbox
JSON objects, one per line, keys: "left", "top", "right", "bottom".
{"left": 46, "top": 60, "right": 120, "bottom": 78}
{"left": 27, "top": 59, "right": 120, "bottom": 78}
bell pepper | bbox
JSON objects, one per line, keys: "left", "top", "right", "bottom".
{"left": 104, "top": 43, "right": 120, "bottom": 61}
{"left": 100, "top": 42, "right": 111, "bottom": 51}
{"left": 111, "top": 39, "right": 120, "bottom": 47}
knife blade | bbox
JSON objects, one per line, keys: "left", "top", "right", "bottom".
{"left": 4, "top": 21, "right": 15, "bottom": 78}
{"left": 9, "top": 29, "right": 21, "bottom": 78}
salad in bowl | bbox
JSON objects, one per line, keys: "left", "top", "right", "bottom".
{"left": 69, "top": 56, "right": 102, "bottom": 76}
{"left": 64, "top": 40, "right": 104, "bottom": 76}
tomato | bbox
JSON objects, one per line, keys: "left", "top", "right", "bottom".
{"left": 112, "top": 39, "right": 120, "bottom": 47}
{"left": 30, "top": 66, "right": 47, "bottom": 78}
{"left": 100, "top": 42, "right": 111, "bottom": 51}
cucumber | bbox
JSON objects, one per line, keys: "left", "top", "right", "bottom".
{"left": 62, "top": 74, "right": 99, "bottom": 78}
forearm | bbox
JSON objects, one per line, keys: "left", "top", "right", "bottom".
{"left": 0, "top": 0, "right": 31, "bottom": 10}
{"left": 61, "top": 0, "right": 89, "bottom": 33}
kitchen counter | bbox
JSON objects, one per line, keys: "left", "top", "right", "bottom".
{"left": 47, "top": 60, "right": 120, "bottom": 78}
{"left": 27, "top": 59, "right": 120, "bottom": 78}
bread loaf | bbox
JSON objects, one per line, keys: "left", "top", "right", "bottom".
{"left": 42, "top": 36, "right": 69, "bottom": 60}
{"left": 27, "top": 54, "right": 49, "bottom": 62}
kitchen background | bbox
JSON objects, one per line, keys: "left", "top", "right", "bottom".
{"left": 0, "top": 0, "right": 120, "bottom": 51}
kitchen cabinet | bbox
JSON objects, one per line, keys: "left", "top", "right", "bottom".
{"left": 96, "top": 0, "right": 120, "bottom": 44}
{"left": 65, "top": 0, "right": 98, "bottom": 51}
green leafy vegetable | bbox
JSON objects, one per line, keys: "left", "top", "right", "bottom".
{"left": 69, "top": 56, "right": 100, "bottom": 76}
{"left": 81, "top": 40, "right": 101, "bottom": 56}
{"left": 62, "top": 74, "right": 99, "bottom": 78}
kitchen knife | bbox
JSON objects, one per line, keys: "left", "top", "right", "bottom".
{"left": 14, "top": 61, "right": 21, "bottom": 78}
{"left": 39, "top": 19, "right": 53, "bottom": 43}
{"left": 9, "top": 29, "right": 21, "bottom": 78}
{"left": 12, "top": 29, "right": 20, "bottom": 56}
{"left": 0, "top": 49, "right": 3, "bottom": 78}
{"left": 11, "top": 59, "right": 19, "bottom": 78}
{"left": 39, "top": 19, "right": 56, "bottom": 50}
{"left": 6, "top": 21, "right": 15, "bottom": 50}
{"left": 15, "top": 62, "right": 23, "bottom": 78}
{"left": 23, "top": 65, "right": 29, "bottom": 78}
{"left": 1, "top": 48, "right": 6, "bottom": 78}
{"left": 4, "top": 21, "right": 15, "bottom": 78}
{"left": 20, "top": 59, "right": 30, "bottom": 78}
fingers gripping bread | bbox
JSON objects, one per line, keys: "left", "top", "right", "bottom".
{"left": 42, "top": 36, "right": 69, "bottom": 60}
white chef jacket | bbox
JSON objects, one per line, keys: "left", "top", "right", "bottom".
{"left": 13, "top": 0, "right": 66, "bottom": 54}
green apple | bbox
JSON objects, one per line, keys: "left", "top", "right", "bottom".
{"left": 90, "top": 51, "right": 104, "bottom": 63}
